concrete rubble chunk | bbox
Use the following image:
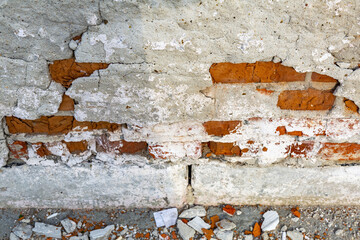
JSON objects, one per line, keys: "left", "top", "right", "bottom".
{"left": 61, "top": 218, "right": 77, "bottom": 233}
{"left": 215, "top": 219, "right": 236, "bottom": 231}
{"left": 179, "top": 206, "right": 206, "bottom": 218}
{"left": 214, "top": 228, "right": 233, "bottom": 240}
{"left": 187, "top": 216, "right": 211, "bottom": 234}
{"left": 287, "top": 231, "right": 303, "bottom": 240}
{"left": 177, "top": 220, "right": 195, "bottom": 240}
{"left": 154, "top": 208, "right": 178, "bottom": 228}
{"left": 70, "top": 233, "right": 89, "bottom": 240}
{"left": 12, "top": 223, "right": 33, "bottom": 239}
{"left": 244, "top": 235, "right": 253, "bottom": 240}
{"left": 32, "top": 222, "right": 61, "bottom": 238}
{"left": 281, "top": 231, "right": 287, "bottom": 240}
{"left": 10, "top": 233, "right": 20, "bottom": 240}
{"left": 261, "top": 210, "right": 279, "bottom": 231}
{"left": 89, "top": 225, "right": 114, "bottom": 240}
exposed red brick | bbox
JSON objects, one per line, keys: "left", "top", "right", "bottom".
{"left": 64, "top": 140, "right": 88, "bottom": 154}
{"left": 223, "top": 205, "right": 236, "bottom": 216}
{"left": 318, "top": 143, "right": 360, "bottom": 161}
{"left": 344, "top": 98, "right": 359, "bottom": 113}
{"left": 276, "top": 126, "right": 287, "bottom": 135}
{"left": 6, "top": 116, "right": 73, "bottom": 134}
{"left": 120, "top": 141, "right": 148, "bottom": 154}
{"left": 32, "top": 142, "right": 51, "bottom": 157}
{"left": 6, "top": 116, "right": 121, "bottom": 135}
{"left": 311, "top": 72, "right": 338, "bottom": 82}
{"left": 252, "top": 222, "right": 261, "bottom": 237}
{"left": 203, "top": 121, "right": 241, "bottom": 136}
{"left": 287, "top": 142, "right": 314, "bottom": 158}
{"left": 58, "top": 94, "right": 75, "bottom": 111}
{"left": 49, "top": 58, "right": 109, "bottom": 88}
{"left": 256, "top": 88, "right": 274, "bottom": 95}
{"left": 210, "top": 62, "right": 305, "bottom": 84}
{"left": 287, "top": 131, "right": 303, "bottom": 136}
{"left": 8, "top": 141, "right": 28, "bottom": 159}
{"left": 277, "top": 89, "right": 336, "bottom": 110}
{"left": 208, "top": 142, "right": 241, "bottom": 156}
{"left": 73, "top": 120, "right": 120, "bottom": 132}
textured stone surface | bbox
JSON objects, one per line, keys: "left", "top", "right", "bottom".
{"left": 0, "top": 163, "right": 187, "bottom": 208}
{"left": 192, "top": 163, "right": 360, "bottom": 205}
{"left": 0, "top": 0, "right": 101, "bottom": 61}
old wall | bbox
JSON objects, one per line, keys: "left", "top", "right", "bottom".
{"left": 0, "top": 0, "right": 360, "bottom": 208}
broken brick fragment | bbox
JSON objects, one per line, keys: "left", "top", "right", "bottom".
{"left": 202, "top": 228, "right": 214, "bottom": 240}
{"left": 252, "top": 222, "right": 261, "bottom": 237}
{"left": 223, "top": 205, "right": 236, "bottom": 216}
{"left": 49, "top": 58, "right": 109, "bottom": 88}
{"left": 291, "top": 207, "right": 301, "bottom": 218}
{"left": 203, "top": 121, "right": 241, "bottom": 136}
{"left": 276, "top": 126, "right": 287, "bottom": 135}
{"left": 277, "top": 89, "right": 336, "bottom": 110}
{"left": 32, "top": 142, "right": 51, "bottom": 157}
{"left": 344, "top": 98, "right": 359, "bottom": 113}
{"left": 8, "top": 141, "right": 28, "bottom": 159}
{"left": 64, "top": 140, "right": 88, "bottom": 154}
{"left": 210, "top": 215, "right": 219, "bottom": 229}
{"left": 210, "top": 62, "right": 305, "bottom": 84}
{"left": 58, "top": 94, "right": 75, "bottom": 111}
{"left": 311, "top": 72, "right": 338, "bottom": 82}
{"left": 208, "top": 142, "right": 241, "bottom": 156}
{"left": 287, "top": 142, "right": 314, "bottom": 158}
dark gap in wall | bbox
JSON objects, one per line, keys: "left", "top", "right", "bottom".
{"left": 188, "top": 165, "right": 192, "bottom": 186}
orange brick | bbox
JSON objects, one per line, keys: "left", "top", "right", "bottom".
{"left": 287, "top": 142, "right": 314, "bottom": 158}
{"left": 58, "top": 94, "right": 75, "bottom": 111}
{"left": 203, "top": 121, "right": 241, "bottom": 136}
{"left": 318, "top": 142, "right": 360, "bottom": 161}
{"left": 311, "top": 72, "right": 338, "bottom": 82}
{"left": 210, "top": 62, "right": 305, "bottom": 84}
{"left": 49, "top": 58, "right": 109, "bottom": 88}
{"left": 208, "top": 142, "right": 241, "bottom": 156}
{"left": 64, "top": 140, "right": 88, "bottom": 154}
{"left": 344, "top": 98, "right": 359, "bottom": 113}
{"left": 277, "top": 89, "right": 336, "bottom": 110}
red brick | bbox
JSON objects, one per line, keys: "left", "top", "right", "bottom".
{"left": 318, "top": 143, "right": 360, "bottom": 161}
{"left": 311, "top": 72, "right": 338, "bottom": 83}
{"left": 277, "top": 89, "right": 336, "bottom": 110}
{"left": 58, "top": 94, "right": 75, "bottom": 111}
{"left": 344, "top": 98, "right": 359, "bottom": 113}
{"left": 64, "top": 140, "right": 88, "bottom": 154}
{"left": 49, "top": 58, "right": 109, "bottom": 88}
{"left": 8, "top": 141, "right": 28, "bottom": 159}
{"left": 96, "top": 135, "right": 147, "bottom": 154}
{"left": 203, "top": 121, "right": 241, "bottom": 136}
{"left": 287, "top": 142, "right": 314, "bottom": 158}
{"left": 208, "top": 142, "right": 241, "bottom": 156}
{"left": 210, "top": 62, "right": 305, "bottom": 84}
{"left": 32, "top": 143, "right": 51, "bottom": 157}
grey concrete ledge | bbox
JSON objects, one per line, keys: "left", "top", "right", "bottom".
{"left": 192, "top": 162, "right": 360, "bottom": 206}
{"left": 0, "top": 163, "right": 188, "bottom": 209}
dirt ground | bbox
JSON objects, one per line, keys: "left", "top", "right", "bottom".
{"left": 1, "top": 205, "right": 359, "bottom": 239}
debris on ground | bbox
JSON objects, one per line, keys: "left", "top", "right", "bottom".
{"left": 154, "top": 208, "right": 178, "bottom": 228}
{"left": 4, "top": 205, "right": 360, "bottom": 239}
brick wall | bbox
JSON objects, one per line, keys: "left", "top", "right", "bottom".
{"left": 0, "top": 0, "right": 360, "bottom": 207}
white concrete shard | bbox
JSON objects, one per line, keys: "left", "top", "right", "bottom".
{"left": 46, "top": 213, "right": 59, "bottom": 219}
{"left": 32, "top": 222, "right": 61, "bottom": 238}
{"left": 9, "top": 233, "right": 20, "bottom": 240}
{"left": 244, "top": 235, "right": 254, "bottom": 240}
{"left": 89, "top": 225, "right": 114, "bottom": 240}
{"left": 192, "top": 163, "right": 360, "bottom": 205}
{"left": 214, "top": 228, "right": 233, "bottom": 240}
{"left": 261, "top": 211, "right": 279, "bottom": 232}
{"left": 70, "top": 235, "right": 89, "bottom": 240}
{"left": 177, "top": 220, "right": 195, "bottom": 240}
{"left": 0, "top": 140, "right": 8, "bottom": 168}
{"left": 154, "top": 208, "right": 178, "bottom": 228}
{"left": 216, "top": 219, "right": 236, "bottom": 231}
{"left": 287, "top": 231, "right": 303, "bottom": 240}
{"left": 187, "top": 216, "right": 211, "bottom": 234}
{"left": 179, "top": 206, "right": 206, "bottom": 218}
{"left": 0, "top": 163, "right": 188, "bottom": 208}
{"left": 12, "top": 223, "right": 33, "bottom": 239}
{"left": 61, "top": 218, "right": 77, "bottom": 233}
{"left": 281, "top": 231, "right": 287, "bottom": 240}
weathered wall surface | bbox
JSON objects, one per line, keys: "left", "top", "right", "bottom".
{"left": 0, "top": 0, "right": 360, "bottom": 208}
